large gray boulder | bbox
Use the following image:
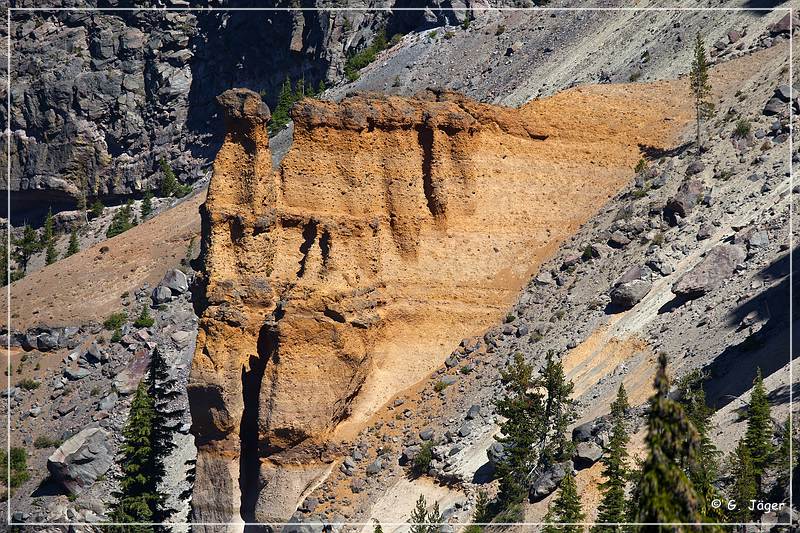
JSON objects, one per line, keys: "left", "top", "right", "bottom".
{"left": 529, "top": 460, "right": 572, "bottom": 501}
{"left": 151, "top": 285, "right": 172, "bottom": 305}
{"left": 574, "top": 441, "right": 603, "bottom": 469}
{"left": 672, "top": 244, "right": 746, "bottom": 298}
{"left": 664, "top": 179, "right": 704, "bottom": 226}
{"left": 47, "top": 428, "right": 113, "bottom": 495}
{"left": 161, "top": 269, "right": 189, "bottom": 294}
{"left": 610, "top": 279, "right": 652, "bottom": 309}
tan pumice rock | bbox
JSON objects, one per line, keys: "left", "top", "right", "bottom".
{"left": 188, "top": 83, "right": 690, "bottom": 526}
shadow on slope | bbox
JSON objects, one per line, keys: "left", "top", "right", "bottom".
{"left": 703, "top": 247, "right": 798, "bottom": 410}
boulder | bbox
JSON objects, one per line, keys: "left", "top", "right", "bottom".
{"left": 466, "top": 404, "right": 481, "bottom": 420}
{"left": 664, "top": 179, "right": 704, "bottom": 225}
{"left": 37, "top": 332, "right": 60, "bottom": 351}
{"left": 574, "top": 441, "right": 603, "bottom": 469}
{"left": 366, "top": 459, "right": 382, "bottom": 475}
{"left": 763, "top": 97, "right": 785, "bottom": 116}
{"left": 64, "top": 367, "right": 91, "bottom": 380}
{"left": 529, "top": 460, "right": 572, "bottom": 501}
{"left": 161, "top": 269, "right": 189, "bottom": 294}
{"left": 419, "top": 428, "right": 435, "bottom": 441}
{"left": 47, "top": 428, "right": 113, "bottom": 495}
{"left": 672, "top": 244, "right": 746, "bottom": 298}
{"left": 685, "top": 160, "right": 705, "bottom": 175}
{"left": 151, "top": 285, "right": 172, "bottom": 305}
{"left": 610, "top": 279, "right": 651, "bottom": 309}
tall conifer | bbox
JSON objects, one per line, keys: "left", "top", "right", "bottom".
{"left": 592, "top": 384, "right": 630, "bottom": 533}
{"left": 543, "top": 471, "right": 585, "bottom": 533}
{"left": 744, "top": 368, "right": 773, "bottom": 491}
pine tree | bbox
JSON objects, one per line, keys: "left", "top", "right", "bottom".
{"left": 409, "top": 494, "right": 433, "bottom": 533}
{"left": 676, "top": 370, "right": 723, "bottom": 520}
{"left": 45, "top": 238, "right": 57, "bottom": 265}
{"left": 109, "top": 381, "right": 157, "bottom": 531}
{"left": 64, "top": 229, "right": 79, "bottom": 258}
{"left": 744, "top": 368, "right": 773, "bottom": 491}
{"left": 12, "top": 224, "right": 40, "bottom": 273}
{"left": 160, "top": 159, "right": 178, "bottom": 198}
{"left": 317, "top": 79, "right": 327, "bottom": 95}
{"left": 107, "top": 201, "right": 136, "bottom": 238}
{"left": 90, "top": 198, "right": 105, "bottom": 219}
{"left": 269, "top": 77, "right": 295, "bottom": 135}
{"left": 689, "top": 33, "right": 713, "bottom": 154}
{"left": 540, "top": 350, "right": 578, "bottom": 463}
{"left": 592, "top": 384, "right": 630, "bottom": 533}
{"left": 40, "top": 208, "right": 55, "bottom": 248}
{"left": 493, "top": 352, "right": 545, "bottom": 508}
{"left": 635, "top": 353, "right": 702, "bottom": 529}
{"left": 728, "top": 439, "right": 757, "bottom": 525}
{"left": 373, "top": 521, "right": 384, "bottom": 533}
{"left": 543, "top": 471, "right": 585, "bottom": 533}
{"left": 141, "top": 190, "right": 153, "bottom": 219}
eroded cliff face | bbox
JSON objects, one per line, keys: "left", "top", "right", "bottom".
{"left": 189, "top": 83, "right": 691, "bottom": 526}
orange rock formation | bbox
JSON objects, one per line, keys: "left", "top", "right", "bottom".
{"left": 188, "top": 84, "right": 691, "bottom": 526}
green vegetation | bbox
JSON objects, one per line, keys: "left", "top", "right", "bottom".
{"left": 159, "top": 159, "right": 191, "bottom": 198}
{"left": 34, "top": 436, "right": 62, "bottom": 449}
{"left": 408, "top": 494, "right": 442, "bottom": 533}
{"left": 733, "top": 118, "right": 751, "bottom": 139}
{"left": 689, "top": 33, "right": 714, "bottom": 153}
{"left": 140, "top": 190, "right": 153, "bottom": 219}
{"left": 104, "top": 312, "right": 128, "bottom": 331}
{"left": 434, "top": 380, "right": 450, "bottom": 393}
{"left": 495, "top": 24, "right": 505, "bottom": 36}
{"left": 41, "top": 208, "right": 58, "bottom": 265}
{"left": 743, "top": 368, "right": 773, "bottom": 492}
{"left": 729, "top": 440, "right": 757, "bottom": 523}
{"left": 543, "top": 471, "right": 585, "bottom": 533}
{"left": 634, "top": 353, "right": 701, "bottom": 525}
{"left": 89, "top": 198, "right": 105, "bottom": 219}
{"left": 591, "top": 384, "right": 630, "bottom": 533}
{"left": 343, "top": 31, "right": 401, "bottom": 82}
{"left": 0, "top": 447, "right": 30, "bottom": 498}
{"left": 16, "top": 378, "right": 40, "bottom": 391}
{"left": 268, "top": 77, "right": 323, "bottom": 135}
{"left": 133, "top": 306, "right": 155, "bottom": 328}
{"left": 64, "top": 228, "right": 80, "bottom": 258}
{"left": 634, "top": 158, "right": 648, "bottom": 174}
{"left": 12, "top": 224, "right": 41, "bottom": 274}
{"left": 413, "top": 440, "right": 435, "bottom": 476}
{"left": 106, "top": 200, "right": 137, "bottom": 238}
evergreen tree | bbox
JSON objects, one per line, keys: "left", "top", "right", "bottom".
{"left": 269, "top": 77, "right": 295, "bottom": 135}
{"left": 317, "top": 79, "right": 327, "bottom": 95}
{"left": 109, "top": 381, "right": 157, "bottom": 531}
{"left": 744, "top": 368, "right": 773, "bottom": 491}
{"left": 635, "top": 353, "right": 702, "bottom": 529}
{"left": 64, "top": 229, "right": 79, "bottom": 258}
{"left": 160, "top": 159, "right": 178, "bottom": 198}
{"left": 409, "top": 494, "right": 433, "bottom": 533}
{"left": 373, "top": 521, "right": 384, "bottom": 533}
{"left": 45, "top": 238, "right": 58, "bottom": 265}
{"left": 592, "top": 384, "right": 630, "bottom": 533}
{"left": 676, "top": 370, "right": 723, "bottom": 520}
{"left": 107, "top": 201, "right": 136, "bottom": 238}
{"left": 543, "top": 471, "right": 585, "bottom": 533}
{"left": 493, "top": 352, "right": 545, "bottom": 508}
{"left": 12, "top": 224, "right": 40, "bottom": 273}
{"left": 689, "top": 33, "right": 713, "bottom": 153}
{"left": 40, "top": 208, "right": 55, "bottom": 248}
{"left": 141, "top": 190, "right": 153, "bottom": 219}
{"left": 540, "top": 350, "right": 578, "bottom": 463}
{"left": 90, "top": 198, "right": 105, "bottom": 219}
{"left": 728, "top": 439, "right": 757, "bottom": 525}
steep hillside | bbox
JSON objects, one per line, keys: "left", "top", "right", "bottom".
{"left": 187, "top": 68, "right": 702, "bottom": 523}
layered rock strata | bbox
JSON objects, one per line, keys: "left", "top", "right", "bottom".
{"left": 189, "top": 83, "right": 690, "bottom": 526}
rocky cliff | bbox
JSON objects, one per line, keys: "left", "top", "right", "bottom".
{"left": 188, "top": 78, "right": 692, "bottom": 524}
{"left": 3, "top": 1, "right": 505, "bottom": 224}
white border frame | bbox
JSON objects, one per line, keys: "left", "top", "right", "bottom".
{"left": 3, "top": 3, "right": 794, "bottom": 529}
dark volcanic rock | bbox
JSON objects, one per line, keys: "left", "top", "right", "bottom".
{"left": 672, "top": 244, "right": 746, "bottom": 298}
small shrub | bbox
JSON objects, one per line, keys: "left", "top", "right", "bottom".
{"left": 444, "top": 31, "right": 455, "bottom": 40}
{"left": 581, "top": 245, "right": 594, "bottom": 261}
{"left": 734, "top": 119, "right": 751, "bottom": 138}
{"left": 111, "top": 327, "right": 123, "bottom": 343}
{"left": 634, "top": 158, "right": 648, "bottom": 174}
{"left": 89, "top": 199, "right": 105, "bottom": 219}
{"left": 16, "top": 378, "right": 39, "bottom": 391}
{"left": 413, "top": 440, "right": 435, "bottom": 476}
{"left": 103, "top": 312, "right": 127, "bottom": 331}
{"left": 90, "top": 387, "right": 101, "bottom": 397}
{"left": 651, "top": 231, "right": 665, "bottom": 246}
{"left": 8, "top": 447, "right": 29, "bottom": 488}
{"left": 434, "top": 380, "right": 450, "bottom": 393}
{"left": 460, "top": 365, "right": 473, "bottom": 375}
{"left": 505, "top": 313, "right": 516, "bottom": 323}
{"left": 133, "top": 306, "right": 155, "bottom": 328}
{"left": 629, "top": 71, "right": 642, "bottom": 82}
{"left": 495, "top": 24, "right": 505, "bottom": 36}
{"left": 34, "top": 436, "right": 61, "bottom": 449}
{"left": 461, "top": 17, "right": 471, "bottom": 30}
